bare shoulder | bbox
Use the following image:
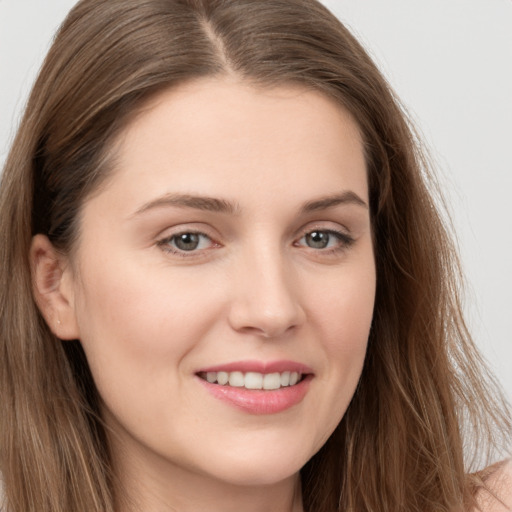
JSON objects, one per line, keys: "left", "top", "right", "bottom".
{"left": 473, "top": 459, "right": 512, "bottom": 512}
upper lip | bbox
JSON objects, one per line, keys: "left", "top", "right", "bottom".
{"left": 196, "top": 360, "right": 313, "bottom": 374}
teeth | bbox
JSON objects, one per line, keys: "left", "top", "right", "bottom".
{"left": 263, "top": 373, "right": 281, "bottom": 390}
{"left": 245, "top": 372, "right": 263, "bottom": 389}
{"left": 228, "top": 371, "right": 244, "bottom": 387}
{"left": 217, "top": 371, "right": 229, "bottom": 385}
{"left": 201, "top": 371, "right": 302, "bottom": 390}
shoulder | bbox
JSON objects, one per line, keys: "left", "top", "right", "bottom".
{"left": 473, "top": 459, "right": 512, "bottom": 512}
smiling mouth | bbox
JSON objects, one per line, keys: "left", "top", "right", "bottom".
{"left": 197, "top": 371, "right": 305, "bottom": 390}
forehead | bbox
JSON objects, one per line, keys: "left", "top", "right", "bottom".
{"left": 91, "top": 78, "right": 368, "bottom": 215}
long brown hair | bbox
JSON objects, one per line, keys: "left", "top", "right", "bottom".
{"left": 0, "top": 1, "right": 509, "bottom": 511}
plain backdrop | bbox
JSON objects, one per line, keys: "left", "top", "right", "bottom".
{"left": 1, "top": 0, "right": 511, "bottom": 400}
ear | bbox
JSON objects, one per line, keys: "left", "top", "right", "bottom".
{"left": 30, "top": 234, "right": 80, "bottom": 340}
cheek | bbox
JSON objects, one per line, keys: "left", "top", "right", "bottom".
{"left": 324, "top": 287, "right": 374, "bottom": 356}
{"left": 72, "top": 257, "right": 222, "bottom": 402}
{"left": 304, "top": 261, "right": 375, "bottom": 431}
{"left": 71, "top": 260, "right": 228, "bottom": 454}
{"left": 75, "top": 254, "right": 214, "bottom": 343}
{"left": 309, "top": 257, "right": 375, "bottom": 352}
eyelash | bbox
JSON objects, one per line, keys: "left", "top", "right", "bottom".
{"left": 157, "top": 231, "right": 217, "bottom": 258}
{"left": 157, "top": 228, "right": 355, "bottom": 258}
{"left": 294, "top": 229, "right": 355, "bottom": 255}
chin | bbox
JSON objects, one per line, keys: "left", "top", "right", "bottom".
{"left": 201, "top": 442, "right": 312, "bottom": 487}
{"left": 213, "top": 464, "right": 301, "bottom": 488}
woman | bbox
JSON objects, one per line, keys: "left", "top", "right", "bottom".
{"left": 0, "top": 0, "right": 510, "bottom": 511}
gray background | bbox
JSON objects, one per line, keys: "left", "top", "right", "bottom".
{"left": 1, "top": 0, "right": 511, "bottom": 400}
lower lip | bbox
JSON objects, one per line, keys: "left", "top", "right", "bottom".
{"left": 197, "top": 375, "right": 312, "bottom": 415}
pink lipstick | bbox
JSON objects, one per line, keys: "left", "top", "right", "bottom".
{"left": 196, "top": 360, "right": 313, "bottom": 414}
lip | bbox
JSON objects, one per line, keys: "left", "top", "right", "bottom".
{"left": 195, "top": 360, "right": 314, "bottom": 415}
{"left": 196, "top": 360, "right": 313, "bottom": 374}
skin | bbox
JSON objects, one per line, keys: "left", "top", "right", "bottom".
{"left": 474, "top": 460, "right": 512, "bottom": 512}
{"left": 31, "top": 79, "right": 376, "bottom": 512}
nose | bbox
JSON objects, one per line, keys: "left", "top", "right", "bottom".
{"left": 227, "top": 247, "right": 306, "bottom": 338}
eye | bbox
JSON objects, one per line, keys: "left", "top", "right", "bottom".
{"left": 158, "top": 231, "right": 215, "bottom": 254}
{"left": 296, "top": 229, "right": 354, "bottom": 251}
{"left": 304, "top": 230, "right": 332, "bottom": 249}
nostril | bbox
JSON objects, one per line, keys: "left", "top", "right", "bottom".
{"left": 227, "top": 297, "right": 305, "bottom": 338}
{"left": 236, "top": 322, "right": 299, "bottom": 339}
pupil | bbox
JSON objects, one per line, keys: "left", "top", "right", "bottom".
{"left": 307, "top": 231, "right": 329, "bottom": 249}
{"left": 175, "top": 233, "right": 200, "bottom": 251}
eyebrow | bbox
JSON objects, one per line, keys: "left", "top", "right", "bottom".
{"left": 133, "top": 190, "right": 368, "bottom": 217}
{"left": 300, "top": 191, "right": 368, "bottom": 212}
{"left": 133, "top": 193, "right": 240, "bottom": 216}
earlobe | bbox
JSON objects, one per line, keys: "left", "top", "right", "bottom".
{"left": 30, "top": 234, "right": 80, "bottom": 340}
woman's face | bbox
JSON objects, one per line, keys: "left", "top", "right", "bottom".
{"left": 64, "top": 79, "right": 375, "bottom": 488}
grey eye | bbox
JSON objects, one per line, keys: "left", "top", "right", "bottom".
{"left": 173, "top": 233, "right": 201, "bottom": 251}
{"left": 158, "top": 231, "right": 216, "bottom": 256}
{"left": 304, "top": 231, "right": 331, "bottom": 249}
